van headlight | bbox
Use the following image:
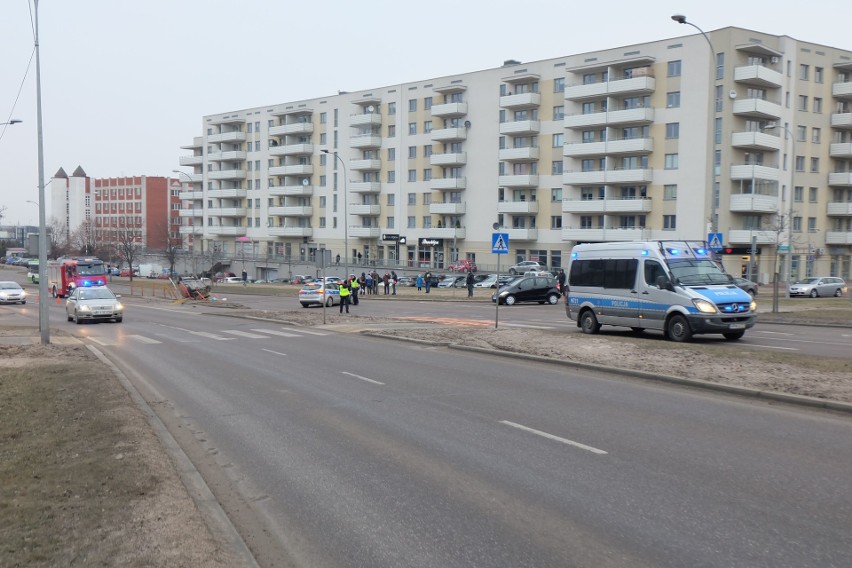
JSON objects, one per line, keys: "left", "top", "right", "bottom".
{"left": 692, "top": 298, "right": 718, "bottom": 314}
{"left": 750, "top": 300, "right": 757, "bottom": 312}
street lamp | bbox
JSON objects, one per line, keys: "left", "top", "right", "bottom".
{"left": 34, "top": 0, "right": 49, "bottom": 345}
{"left": 672, "top": 14, "right": 719, "bottom": 234}
{"left": 321, "top": 150, "right": 348, "bottom": 279}
{"left": 763, "top": 123, "right": 796, "bottom": 303}
{"left": 1, "top": 119, "right": 22, "bottom": 125}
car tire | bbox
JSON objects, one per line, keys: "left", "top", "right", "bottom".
{"left": 579, "top": 310, "right": 601, "bottom": 335}
{"left": 547, "top": 293, "right": 559, "bottom": 305}
{"left": 504, "top": 295, "right": 516, "bottom": 305}
{"left": 326, "top": 296, "right": 334, "bottom": 307}
{"left": 509, "top": 268, "right": 517, "bottom": 275}
{"left": 114, "top": 317, "right": 123, "bottom": 323}
{"left": 300, "top": 303, "right": 310, "bottom": 308}
{"left": 723, "top": 331, "right": 745, "bottom": 340}
{"left": 834, "top": 289, "right": 844, "bottom": 297}
{"left": 809, "top": 289, "right": 819, "bottom": 298}
{"left": 666, "top": 314, "right": 692, "bottom": 342}
{"left": 67, "top": 312, "right": 73, "bottom": 322}
{"left": 74, "top": 312, "right": 82, "bottom": 325}
{"left": 21, "top": 300, "right": 26, "bottom": 304}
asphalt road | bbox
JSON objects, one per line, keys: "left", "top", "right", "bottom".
{"left": 27, "top": 293, "right": 852, "bottom": 567}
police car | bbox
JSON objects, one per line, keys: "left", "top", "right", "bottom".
{"left": 299, "top": 281, "right": 340, "bottom": 307}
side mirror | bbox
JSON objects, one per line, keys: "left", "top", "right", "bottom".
{"left": 655, "top": 275, "right": 674, "bottom": 291}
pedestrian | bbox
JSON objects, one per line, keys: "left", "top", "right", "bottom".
{"left": 336, "top": 254, "right": 340, "bottom": 266}
{"left": 338, "top": 279, "right": 351, "bottom": 313}
{"left": 391, "top": 270, "right": 398, "bottom": 295}
{"left": 365, "top": 272, "right": 373, "bottom": 295}
{"left": 416, "top": 273, "right": 424, "bottom": 291}
{"left": 241, "top": 269, "right": 248, "bottom": 287}
{"left": 557, "top": 268, "right": 566, "bottom": 294}
{"left": 371, "top": 270, "right": 380, "bottom": 295}
{"left": 350, "top": 274, "right": 360, "bottom": 305}
{"left": 424, "top": 271, "right": 432, "bottom": 293}
{"left": 466, "top": 269, "right": 475, "bottom": 297}
{"left": 383, "top": 272, "right": 390, "bottom": 295}
{"left": 359, "top": 273, "right": 367, "bottom": 297}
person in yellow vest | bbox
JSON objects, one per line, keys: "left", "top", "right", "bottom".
{"left": 349, "top": 274, "right": 360, "bottom": 306}
{"left": 338, "top": 279, "right": 351, "bottom": 314}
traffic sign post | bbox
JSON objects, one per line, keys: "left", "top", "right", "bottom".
{"left": 707, "top": 232, "right": 724, "bottom": 251}
{"left": 492, "top": 233, "right": 509, "bottom": 328}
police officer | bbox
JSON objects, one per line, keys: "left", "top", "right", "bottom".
{"left": 349, "top": 274, "right": 360, "bottom": 305}
{"left": 338, "top": 279, "right": 351, "bottom": 314}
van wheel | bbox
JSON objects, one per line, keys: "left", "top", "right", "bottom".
{"left": 580, "top": 310, "right": 601, "bottom": 335}
{"left": 723, "top": 331, "right": 745, "bottom": 340}
{"left": 666, "top": 314, "right": 692, "bottom": 342}
{"left": 547, "top": 293, "right": 559, "bottom": 305}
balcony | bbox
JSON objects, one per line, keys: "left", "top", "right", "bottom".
{"left": 732, "top": 98, "right": 782, "bottom": 120}
{"left": 207, "top": 131, "right": 246, "bottom": 144}
{"left": 497, "top": 200, "right": 539, "bottom": 214}
{"left": 178, "top": 209, "right": 197, "bottom": 218}
{"left": 730, "top": 131, "right": 782, "bottom": 151}
{"left": 563, "top": 137, "right": 653, "bottom": 157}
{"left": 349, "top": 226, "right": 381, "bottom": 238}
{"left": 829, "top": 172, "right": 852, "bottom": 186}
{"left": 498, "top": 147, "right": 539, "bottom": 161}
{"left": 269, "top": 143, "right": 314, "bottom": 157}
{"left": 349, "top": 204, "right": 381, "bottom": 215}
{"left": 564, "top": 75, "right": 656, "bottom": 100}
{"left": 504, "top": 228, "right": 538, "bottom": 241}
{"left": 429, "top": 202, "right": 466, "bottom": 215}
{"left": 421, "top": 227, "right": 466, "bottom": 239}
{"left": 729, "top": 193, "right": 779, "bottom": 213}
{"left": 562, "top": 198, "right": 652, "bottom": 214}
{"left": 830, "top": 142, "right": 852, "bottom": 158}
{"left": 430, "top": 152, "right": 467, "bottom": 166}
{"left": 499, "top": 120, "right": 541, "bottom": 136}
{"left": 178, "top": 190, "right": 203, "bottom": 200}
{"left": 349, "top": 159, "right": 382, "bottom": 171}
{"left": 269, "top": 184, "right": 313, "bottom": 197}
{"left": 733, "top": 65, "right": 784, "bottom": 88}
{"left": 268, "top": 226, "right": 313, "bottom": 238}
{"left": 561, "top": 227, "right": 647, "bottom": 241}
{"left": 350, "top": 134, "right": 383, "bottom": 148}
{"left": 206, "top": 207, "right": 246, "bottom": 217}
{"left": 826, "top": 231, "right": 852, "bottom": 245}
{"left": 430, "top": 102, "right": 468, "bottom": 117}
{"left": 564, "top": 107, "right": 654, "bottom": 129}
{"left": 832, "top": 80, "right": 852, "bottom": 100}
{"left": 208, "top": 225, "right": 247, "bottom": 237}
{"left": 269, "top": 164, "right": 313, "bottom": 177}
{"left": 269, "top": 206, "right": 313, "bottom": 217}
{"left": 498, "top": 174, "right": 539, "bottom": 188}
{"left": 208, "top": 169, "right": 245, "bottom": 180}
{"left": 499, "top": 92, "right": 541, "bottom": 109}
{"left": 208, "top": 188, "right": 247, "bottom": 199}
{"left": 430, "top": 177, "right": 466, "bottom": 190}
{"left": 827, "top": 202, "right": 852, "bottom": 216}
{"left": 269, "top": 122, "right": 313, "bottom": 136}
{"left": 350, "top": 113, "right": 382, "bottom": 127}
{"left": 430, "top": 127, "right": 467, "bottom": 141}
{"left": 349, "top": 181, "right": 382, "bottom": 193}
{"left": 726, "top": 230, "right": 780, "bottom": 245}
{"left": 207, "top": 150, "right": 246, "bottom": 162}
{"left": 179, "top": 155, "right": 203, "bottom": 166}
{"left": 730, "top": 164, "right": 780, "bottom": 181}
{"left": 831, "top": 113, "right": 852, "bottom": 130}
{"left": 179, "top": 226, "right": 203, "bottom": 235}
{"left": 562, "top": 168, "right": 654, "bottom": 185}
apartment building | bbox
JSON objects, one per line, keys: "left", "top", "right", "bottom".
{"left": 177, "top": 26, "right": 852, "bottom": 282}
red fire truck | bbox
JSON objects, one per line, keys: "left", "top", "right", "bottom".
{"left": 47, "top": 257, "right": 108, "bottom": 298}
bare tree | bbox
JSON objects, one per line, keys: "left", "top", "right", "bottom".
{"left": 156, "top": 219, "right": 182, "bottom": 278}
{"left": 115, "top": 227, "right": 141, "bottom": 282}
{"left": 68, "top": 220, "right": 98, "bottom": 256}
{"left": 47, "top": 216, "right": 68, "bottom": 258}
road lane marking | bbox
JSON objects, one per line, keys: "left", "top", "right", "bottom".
{"left": 190, "top": 331, "right": 235, "bottom": 341}
{"left": 502, "top": 323, "right": 554, "bottom": 329}
{"left": 262, "top": 349, "right": 287, "bottom": 357}
{"left": 747, "top": 344, "right": 798, "bottom": 351}
{"left": 89, "top": 337, "right": 114, "bottom": 346}
{"left": 128, "top": 335, "right": 161, "bottom": 344}
{"left": 341, "top": 371, "right": 384, "bottom": 385}
{"left": 251, "top": 328, "right": 301, "bottom": 338}
{"left": 222, "top": 329, "right": 271, "bottom": 339}
{"left": 499, "top": 420, "right": 607, "bottom": 455}
{"left": 281, "top": 328, "right": 328, "bottom": 336}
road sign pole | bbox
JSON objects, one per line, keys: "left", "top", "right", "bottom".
{"left": 495, "top": 254, "right": 500, "bottom": 329}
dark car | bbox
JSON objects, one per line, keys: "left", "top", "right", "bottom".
{"left": 732, "top": 277, "right": 758, "bottom": 297}
{"left": 491, "top": 275, "right": 561, "bottom": 305}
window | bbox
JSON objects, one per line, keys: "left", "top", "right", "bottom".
{"left": 814, "top": 97, "right": 823, "bottom": 113}
{"left": 409, "top": 122, "right": 417, "bottom": 135}
{"left": 666, "top": 91, "right": 681, "bottom": 108}
{"left": 386, "top": 217, "right": 394, "bottom": 229}
{"left": 552, "top": 133, "right": 563, "bottom": 147}
{"left": 387, "top": 194, "right": 395, "bottom": 206}
{"left": 423, "top": 169, "right": 432, "bottom": 181}
{"left": 408, "top": 169, "right": 416, "bottom": 182}
{"left": 799, "top": 95, "right": 809, "bottom": 111}
{"left": 799, "top": 64, "right": 809, "bottom": 80}
{"left": 388, "top": 170, "right": 396, "bottom": 183}
{"left": 388, "top": 147, "right": 395, "bottom": 160}
{"left": 797, "top": 125, "right": 807, "bottom": 142}
{"left": 812, "top": 127, "right": 821, "bottom": 143}
{"left": 319, "top": 112, "right": 327, "bottom": 124}
{"left": 815, "top": 67, "right": 824, "bottom": 83}
{"left": 551, "top": 188, "right": 562, "bottom": 202}
{"left": 407, "top": 192, "right": 416, "bottom": 205}
{"left": 424, "top": 145, "right": 432, "bottom": 157}
{"left": 552, "top": 161, "right": 563, "bottom": 174}
{"left": 793, "top": 216, "right": 802, "bottom": 232}
{"left": 667, "top": 60, "right": 682, "bottom": 77}
{"left": 388, "top": 102, "right": 396, "bottom": 115}
{"left": 408, "top": 99, "right": 417, "bottom": 112}
{"left": 664, "top": 153, "right": 679, "bottom": 170}
{"left": 424, "top": 120, "right": 432, "bottom": 133}
{"left": 809, "top": 187, "right": 818, "bottom": 203}
{"left": 664, "top": 184, "right": 677, "bottom": 200}
{"left": 388, "top": 125, "right": 396, "bottom": 137}
{"left": 407, "top": 216, "right": 416, "bottom": 228}
{"left": 808, "top": 217, "right": 817, "bottom": 233}
{"left": 795, "top": 156, "right": 805, "bottom": 172}
{"left": 553, "top": 77, "right": 565, "bottom": 92}
{"left": 794, "top": 186, "right": 804, "bottom": 202}
{"left": 663, "top": 215, "right": 677, "bottom": 230}
{"left": 810, "top": 157, "right": 819, "bottom": 173}
{"left": 666, "top": 122, "right": 680, "bottom": 139}
{"left": 422, "top": 216, "right": 431, "bottom": 228}
{"left": 553, "top": 106, "right": 564, "bottom": 120}
{"left": 423, "top": 192, "right": 431, "bottom": 205}
{"left": 715, "top": 51, "right": 725, "bottom": 80}
{"left": 551, "top": 216, "right": 563, "bottom": 229}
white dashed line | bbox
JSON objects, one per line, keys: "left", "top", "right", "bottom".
{"left": 341, "top": 371, "right": 384, "bottom": 385}
{"left": 499, "top": 420, "right": 607, "bottom": 455}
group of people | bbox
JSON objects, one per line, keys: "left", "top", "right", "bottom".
{"left": 337, "top": 270, "right": 400, "bottom": 313}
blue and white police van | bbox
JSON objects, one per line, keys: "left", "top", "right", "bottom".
{"left": 566, "top": 241, "right": 756, "bottom": 342}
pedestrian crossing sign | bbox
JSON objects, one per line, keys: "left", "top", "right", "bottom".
{"left": 492, "top": 233, "right": 509, "bottom": 254}
{"left": 707, "top": 232, "right": 724, "bottom": 251}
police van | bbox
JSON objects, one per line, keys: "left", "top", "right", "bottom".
{"left": 566, "top": 241, "right": 756, "bottom": 342}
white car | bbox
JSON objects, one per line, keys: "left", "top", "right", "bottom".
{"left": 65, "top": 286, "right": 124, "bottom": 324}
{"left": 508, "top": 261, "right": 544, "bottom": 275}
{"left": 0, "top": 281, "right": 27, "bottom": 304}
{"left": 299, "top": 282, "right": 340, "bottom": 307}
{"left": 223, "top": 276, "right": 245, "bottom": 284}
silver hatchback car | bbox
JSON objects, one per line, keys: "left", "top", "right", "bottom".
{"left": 66, "top": 286, "right": 124, "bottom": 323}
{"left": 788, "top": 277, "right": 848, "bottom": 298}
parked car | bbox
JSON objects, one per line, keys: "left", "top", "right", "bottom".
{"left": 396, "top": 276, "right": 415, "bottom": 287}
{"left": 223, "top": 276, "right": 244, "bottom": 284}
{"left": 0, "top": 281, "right": 27, "bottom": 304}
{"left": 65, "top": 286, "right": 124, "bottom": 324}
{"left": 789, "top": 277, "right": 848, "bottom": 298}
{"left": 732, "top": 277, "right": 758, "bottom": 297}
{"left": 447, "top": 259, "right": 478, "bottom": 272}
{"left": 438, "top": 275, "right": 465, "bottom": 288}
{"left": 508, "top": 261, "right": 544, "bottom": 275}
{"left": 292, "top": 274, "right": 313, "bottom": 285}
{"left": 299, "top": 281, "right": 340, "bottom": 307}
{"left": 491, "top": 275, "right": 561, "bottom": 305}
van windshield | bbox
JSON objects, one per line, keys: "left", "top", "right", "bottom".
{"left": 668, "top": 259, "right": 731, "bottom": 285}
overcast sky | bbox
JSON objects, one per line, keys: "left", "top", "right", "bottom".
{"left": 2, "top": 0, "right": 850, "bottom": 226}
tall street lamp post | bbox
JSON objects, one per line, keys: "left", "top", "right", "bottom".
{"left": 764, "top": 123, "right": 796, "bottom": 305}
{"left": 672, "top": 14, "right": 719, "bottom": 235}
{"left": 321, "top": 150, "right": 348, "bottom": 279}
{"left": 34, "top": 0, "right": 49, "bottom": 344}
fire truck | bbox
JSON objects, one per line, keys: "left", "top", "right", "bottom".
{"left": 47, "top": 257, "right": 108, "bottom": 298}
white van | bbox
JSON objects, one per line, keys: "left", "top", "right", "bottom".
{"left": 566, "top": 241, "right": 756, "bottom": 342}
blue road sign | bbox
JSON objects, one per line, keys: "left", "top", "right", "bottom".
{"left": 492, "top": 233, "right": 509, "bottom": 254}
{"left": 707, "top": 232, "right": 724, "bottom": 251}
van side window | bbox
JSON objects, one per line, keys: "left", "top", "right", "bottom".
{"left": 644, "top": 260, "right": 667, "bottom": 286}
{"left": 569, "top": 258, "right": 637, "bottom": 289}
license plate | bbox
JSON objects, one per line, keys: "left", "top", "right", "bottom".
{"left": 729, "top": 323, "right": 745, "bottom": 330}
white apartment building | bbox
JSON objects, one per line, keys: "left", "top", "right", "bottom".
{"left": 178, "top": 27, "right": 852, "bottom": 282}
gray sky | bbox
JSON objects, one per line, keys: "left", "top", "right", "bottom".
{"left": 1, "top": 0, "right": 849, "bottom": 226}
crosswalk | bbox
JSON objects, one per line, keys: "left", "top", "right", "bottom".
{"left": 88, "top": 326, "right": 327, "bottom": 347}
